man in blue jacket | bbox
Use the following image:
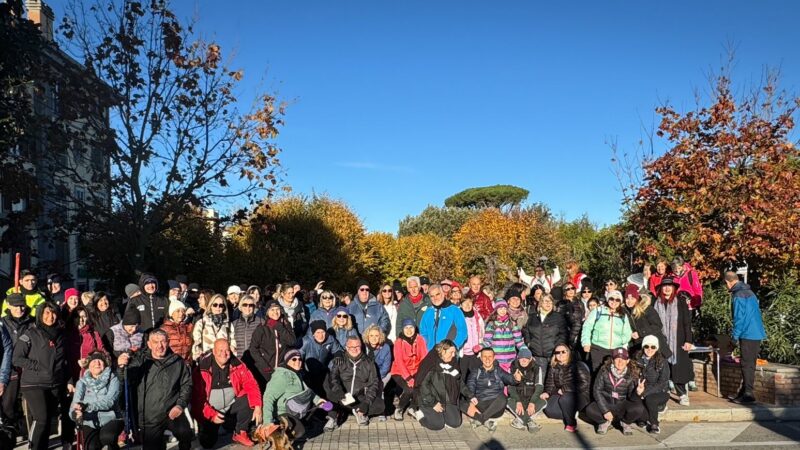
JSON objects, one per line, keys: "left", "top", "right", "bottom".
{"left": 419, "top": 284, "right": 467, "bottom": 351}
{"left": 348, "top": 279, "right": 391, "bottom": 337}
{"left": 724, "top": 271, "right": 766, "bottom": 404}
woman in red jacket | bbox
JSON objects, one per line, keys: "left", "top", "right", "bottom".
{"left": 389, "top": 319, "right": 428, "bottom": 420}
{"left": 65, "top": 306, "right": 106, "bottom": 390}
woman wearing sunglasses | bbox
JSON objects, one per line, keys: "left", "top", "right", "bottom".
{"left": 631, "top": 335, "right": 670, "bottom": 434}
{"left": 250, "top": 299, "right": 297, "bottom": 390}
{"left": 623, "top": 286, "right": 670, "bottom": 359}
{"left": 540, "top": 344, "right": 590, "bottom": 432}
{"left": 309, "top": 290, "right": 339, "bottom": 330}
{"left": 192, "top": 294, "right": 236, "bottom": 361}
{"left": 581, "top": 290, "right": 632, "bottom": 375}
{"left": 556, "top": 282, "right": 585, "bottom": 352}
{"left": 378, "top": 283, "right": 398, "bottom": 342}
{"left": 330, "top": 306, "right": 358, "bottom": 348}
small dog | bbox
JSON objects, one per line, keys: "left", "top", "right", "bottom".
{"left": 252, "top": 416, "right": 294, "bottom": 450}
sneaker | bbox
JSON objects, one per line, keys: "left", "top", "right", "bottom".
{"left": 355, "top": 410, "right": 370, "bottom": 426}
{"left": 231, "top": 430, "right": 255, "bottom": 447}
{"left": 649, "top": 424, "right": 661, "bottom": 434}
{"left": 621, "top": 421, "right": 634, "bottom": 436}
{"left": 739, "top": 395, "right": 756, "bottom": 404}
{"left": 393, "top": 408, "right": 405, "bottom": 421}
{"left": 636, "top": 421, "right": 648, "bottom": 429}
{"left": 376, "top": 415, "right": 387, "bottom": 422}
{"left": 658, "top": 404, "right": 668, "bottom": 414}
{"left": 406, "top": 407, "right": 417, "bottom": 420}
{"left": 510, "top": 417, "right": 526, "bottom": 430}
{"left": 669, "top": 380, "right": 675, "bottom": 394}
{"left": 324, "top": 416, "right": 338, "bottom": 432}
{"left": 679, "top": 394, "right": 690, "bottom": 406}
{"left": 470, "top": 419, "right": 481, "bottom": 429}
{"left": 565, "top": 425, "right": 576, "bottom": 433}
{"left": 688, "top": 380, "right": 698, "bottom": 391}
{"left": 485, "top": 419, "right": 497, "bottom": 432}
{"left": 526, "top": 419, "right": 541, "bottom": 433}
{"left": 596, "top": 420, "right": 611, "bottom": 435}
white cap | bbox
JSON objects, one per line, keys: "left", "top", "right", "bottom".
{"left": 605, "top": 290, "right": 623, "bottom": 301}
{"left": 227, "top": 285, "right": 242, "bottom": 295}
{"left": 168, "top": 300, "right": 187, "bottom": 317}
{"left": 642, "top": 335, "right": 660, "bottom": 349}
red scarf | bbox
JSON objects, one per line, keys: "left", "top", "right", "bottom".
{"left": 409, "top": 293, "right": 424, "bottom": 305}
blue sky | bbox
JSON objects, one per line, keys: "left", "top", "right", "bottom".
{"left": 56, "top": 1, "right": 800, "bottom": 233}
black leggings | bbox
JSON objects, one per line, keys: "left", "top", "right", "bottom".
{"left": 543, "top": 392, "right": 579, "bottom": 427}
{"left": 418, "top": 404, "right": 461, "bottom": 430}
{"left": 459, "top": 396, "right": 506, "bottom": 424}
{"left": 79, "top": 420, "right": 123, "bottom": 450}
{"left": 639, "top": 392, "right": 669, "bottom": 425}
{"left": 584, "top": 398, "right": 644, "bottom": 425}
{"left": 23, "top": 387, "right": 73, "bottom": 450}
{"left": 589, "top": 346, "right": 613, "bottom": 375}
{"left": 0, "top": 373, "right": 19, "bottom": 424}
{"left": 390, "top": 375, "right": 413, "bottom": 412}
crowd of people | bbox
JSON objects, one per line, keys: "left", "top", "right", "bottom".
{"left": 0, "top": 256, "right": 766, "bottom": 449}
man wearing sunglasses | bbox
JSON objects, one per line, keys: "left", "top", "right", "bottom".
{"left": 347, "top": 279, "right": 390, "bottom": 338}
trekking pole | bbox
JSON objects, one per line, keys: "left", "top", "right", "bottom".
{"left": 13, "top": 252, "right": 20, "bottom": 293}
{"left": 124, "top": 365, "right": 132, "bottom": 448}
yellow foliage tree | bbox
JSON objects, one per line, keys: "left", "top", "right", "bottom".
{"left": 363, "top": 232, "right": 455, "bottom": 284}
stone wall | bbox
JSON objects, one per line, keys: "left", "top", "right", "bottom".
{"left": 693, "top": 356, "right": 800, "bottom": 406}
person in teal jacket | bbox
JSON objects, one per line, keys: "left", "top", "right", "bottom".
{"left": 725, "top": 271, "right": 766, "bottom": 404}
{"left": 69, "top": 351, "right": 122, "bottom": 450}
{"left": 582, "top": 290, "right": 632, "bottom": 374}
{"left": 262, "top": 349, "right": 331, "bottom": 440}
{"left": 419, "top": 285, "right": 467, "bottom": 351}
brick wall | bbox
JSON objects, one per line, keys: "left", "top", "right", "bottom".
{"left": 693, "top": 356, "right": 800, "bottom": 406}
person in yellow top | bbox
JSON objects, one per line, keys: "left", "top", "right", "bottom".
{"left": 2, "top": 270, "right": 46, "bottom": 316}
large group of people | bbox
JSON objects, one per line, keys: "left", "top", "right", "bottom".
{"left": 0, "top": 256, "right": 766, "bottom": 448}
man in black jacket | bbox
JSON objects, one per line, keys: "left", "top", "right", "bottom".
{"left": 323, "top": 335, "right": 383, "bottom": 429}
{"left": 462, "top": 347, "right": 520, "bottom": 432}
{"left": 125, "top": 273, "right": 168, "bottom": 332}
{"left": 118, "top": 329, "right": 193, "bottom": 450}
{"left": 0, "top": 293, "right": 32, "bottom": 427}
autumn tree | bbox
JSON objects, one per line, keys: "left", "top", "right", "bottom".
{"left": 363, "top": 232, "right": 454, "bottom": 284}
{"left": 54, "top": 0, "right": 284, "bottom": 280}
{"left": 630, "top": 72, "right": 800, "bottom": 280}
{"left": 444, "top": 185, "right": 529, "bottom": 210}
{"left": 398, "top": 205, "right": 477, "bottom": 238}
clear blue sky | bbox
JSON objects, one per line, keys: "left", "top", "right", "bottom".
{"left": 59, "top": 1, "right": 800, "bottom": 233}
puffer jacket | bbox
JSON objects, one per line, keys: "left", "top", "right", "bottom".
{"left": 105, "top": 322, "right": 143, "bottom": 358}
{"left": 464, "top": 361, "right": 517, "bottom": 402}
{"left": 593, "top": 364, "right": 637, "bottom": 414}
{"left": 262, "top": 366, "right": 320, "bottom": 422}
{"left": 332, "top": 326, "right": 358, "bottom": 348}
{"left": 524, "top": 310, "right": 567, "bottom": 359}
{"left": 192, "top": 354, "right": 262, "bottom": 422}
{"left": 556, "top": 299, "right": 585, "bottom": 347}
{"left": 249, "top": 319, "right": 296, "bottom": 380}
{"left": 231, "top": 314, "right": 264, "bottom": 359}
{"left": 192, "top": 311, "right": 235, "bottom": 360}
{"left": 120, "top": 349, "right": 191, "bottom": 426}
{"left": 161, "top": 319, "right": 193, "bottom": 362}
{"left": 13, "top": 305, "right": 66, "bottom": 389}
{"left": 637, "top": 354, "right": 670, "bottom": 397}
{"left": 1, "top": 313, "right": 33, "bottom": 346}
{"left": 625, "top": 305, "right": 671, "bottom": 359}
{"left": 70, "top": 366, "right": 120, "bottom": 429}
{"left": 324, "top": 352, "right": 381, "bottom": 405}
{"left": 730, "top": 282, "right": 766, "bottom": 342}
{"left": 390, "top": 333, "right": 427, "bottom": 387}
{"left": 543, "top": 361, "right": 591, "bottom": 410}
{"left": 508, "top": 359, "right": 544, "bottom": 405}
{"left": 581, "top": 306, "right": 632, "bottom": 350}
{"left": 299, "top": 333, "right": 342, "bottom": 374}
{"left": 348, "top": 296, "right": 390, "bottom": 337}
{"left": 365, "top": 343, "right": 392, "bottom": 380}
{"left": 124, "top": 273, "right": 168, "bottom": 331}
{"left": 309, "top": 307, "right": 337, "bottom": 331}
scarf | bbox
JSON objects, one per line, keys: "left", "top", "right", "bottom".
{"left": 408, "top": 293, "right": 424, "bottom": 305}
{"left": 610, "top": 364, "right": 628, "bottom": 379}
{"left": 654, "top": 296, "right": 679, "bottom": 364}
{"left": 82, "top": 366, "right": 112, "bottom": 392}
{"left": 398, "top": 331, "right": 418, "bottom": 345}
{"left": 462, "top": 309, "right": 475, "bottom": 318}
{"left": 266, "top": 318, "right": 280, "bottom": 328}
{"left": 508, "top": 305, "right": 525, "bottom": 323}
{"left": 210, "top": 312, "right": 226, "bottom": 328}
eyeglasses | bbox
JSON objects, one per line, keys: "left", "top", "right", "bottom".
{"left": 240, "top": 304, "right": 254, "bottom": 308}
{"left": 321, "top": 295, "right": 334, "bottom": 300}
{"left": 211, "top": 303, "right": 224, "bottom": 307}
{"left": 554, "top": 350, "right": 568, "bottom": 355}
{"left": 381, "top": 289, "right": 392, "bottom": 293}
{"left": 643, "top": 345, "right": 657, "bottom": 350}
{"left": 336, "top": 314, "right": 348, "bottom": 318}
{"left": 288, "top": 357, "right": 302, "bottom": 362}
{"left": 358, "top": 288, "right": 369, "bottom": 292}
{"left": 608, "top": 298, "right": 621, "bottom": 302}
{"left": 564, "top": 287, "right": 575, "bottom": 291}
{"left": 606, "top": 282, "right": 615, "bottom": 286}
{"left": 346, "top": 346, "right": 361, "bottom": 350}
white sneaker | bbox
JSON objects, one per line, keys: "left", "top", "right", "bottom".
{"left": 324, "top": 416, "right": 337, "bottom": 432}
{"left": 679, "top": 394, "right": 690, "bottom": 406}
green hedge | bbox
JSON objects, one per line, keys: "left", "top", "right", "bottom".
{"left": 696, "top": 277, "right": 800, "bottom": 366}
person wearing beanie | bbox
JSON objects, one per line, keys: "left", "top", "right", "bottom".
{"left": 0, "top": 292, "right": 33, "bottom": 429}
{"left": 395, "top": 276, "right": 431, "bottom": 334}
{"left": 124, "top": 283, "right": 140, "bottom": 300}
{"left": 261, "top": 344, "right": 330, "bottom": 441}
{"left": 389, "top": 319, "right": 427, "bottom": 420}
{"left": 582, "top": 287, "right": 633, "bottom": 375}
{"left": 348, "top": 279, "right": 390, "bottom": 339}
{"left": 630, "top": 335, "right": 670, "bottom": 434}
{"left": 69, "top": 350, "right": 122, "bottom": 450}
{"left": 230, "top": 294, "right": 264, "bottom": 362}
{"left": 105, "top": 308, "right": 144, "bottom": 359}
{"left": 161, "top": 300, "right": 193, "bottom": 362}
{"left": 249, "top": 298, "right": 296, "bottom": 390}
{"left": 299, "top": 319, "right": 342, "bottom": 398}
{"left": 192, "top": 339, "right": 261, "bottom": 448}
{"left": 61, "top": 287, "right": 81, "bottom": 323}
{"left": 1, "top": 269, "right": 45, "bottom": 318}
{"left": 508, "top": 345, "right": 546, "bottom": 432}
{"left": 192, "top": 294, "right": 235, "bottom": 361}
{"left": 505, "top": 283, "right": 529, "bottom": 330}
{"left": 330, "top": 306, "right": 358, "bottom": 349}
{"left": 45, "top": 273, "right": 64, "bottom": 305}
{"left": 481, "top": 298, "right": 523, "bottom": 371}
{"left": 125, "top": 273, "right": 168, "bottom": 332}
{"left": 584, "top": 347, "right": 645, "bottom": 436}
{"left": 391, "top": 280, "right": 405, "bottom": 302}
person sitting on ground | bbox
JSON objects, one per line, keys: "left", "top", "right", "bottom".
{"left": 541, "top": 343, "right": 591, "bottom": 433}
{"left": 461, "top": 347, "right": 521, "bottom": 432}
{"left": 323, "top": 335, "right": 383, "bottom": 430}
{"left": 584, "top": 347, "right": 645, "bottom": 436}
{"left": 632, "top": 335, "right": 671, "bottom": 435}
{"left": 192, "top": 339, "right": 262, "bottom": 448}
{"left": 299, "top": 320, "right": 343, "bottom": 397}
{"left": 192, "top": 294, "right": 236, "bottom": 361}
{"left": 363, "top": 324, "right": 392, "bottom": 386}
{"left": 118, "top": 329, "right": 193, "bottom": 450}
{"left": 69, "top": 351, "right": 122, "bottom": 450}
{"left": 389, "top": 319, "right": 427, "bottom": 421}
{"left": 508, "top": 346, "right": 546, "bottom": 433}
{"left": 415, "top": 339, "right": 463, "bottom": 431}
{"left": 161, "top": 300, "right": 193, "bottom": 362}
{"left": 262, "top": 349, "right": 332, "bottom": 441}
{"left": 581, "top": 290, "right": 632, "bottom": 374}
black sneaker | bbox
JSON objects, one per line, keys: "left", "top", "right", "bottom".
{"left": 649, "top": 424, "right": 661, "bottom": 434}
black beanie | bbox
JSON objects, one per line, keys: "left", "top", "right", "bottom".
{"left": 310, "top": 320, "right": 327, "bottom": 334}
{"left": 122, "top": 308, "right": 141, "bottom": 325}
{"left": 355, "top": 278, "right": 369, "bottom": 291}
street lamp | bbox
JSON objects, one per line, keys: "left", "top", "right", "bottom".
{"left": 626, "top": 231, "right": 638, "bottom": 272}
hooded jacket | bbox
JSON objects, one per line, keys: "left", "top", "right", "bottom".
{"left": 348, "top": 296, "right": 390, "bottom": 337}
{"left": 249, "top": 319, "right": 296, "bottom": 380}
{"left": 65, "top": 323, "right": 106, "bottom": 384}
{"left": 124, "top": 273, "right": 168, "bottom": 331}
{"left": 508, "top": 358, "right": 544, "bottom": 405}
{"left": 299, "top": 333, "right": 342, "bottom": 376}
{"left": 12, "top": 303, "right": 66, "bottom": 389}
{"left": 390, "top": 333, "right": 427, "bottom": 386}
{"left": 191, "top": 354, "right": 262, "bottom": 423}
{"left": 730, "top": 282, "right": 766, "bottom": 342}
{"left": 120, "top": 348, "right": 192, "bottom": 426}
{"left": 636, "top": 353, "right": 671, "bottom": 397}
{"left": 364, "top": 342, "right": 392, "bottom": 380}
{"left": 70, "top": 366, "right": 120, "bottom": 429}
{"left": 419, "top": 300, "right": 468, "bottom": 351}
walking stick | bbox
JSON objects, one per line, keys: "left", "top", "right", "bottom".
{"left": 13, "top": 252, "right": 20, "bottom": 293}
